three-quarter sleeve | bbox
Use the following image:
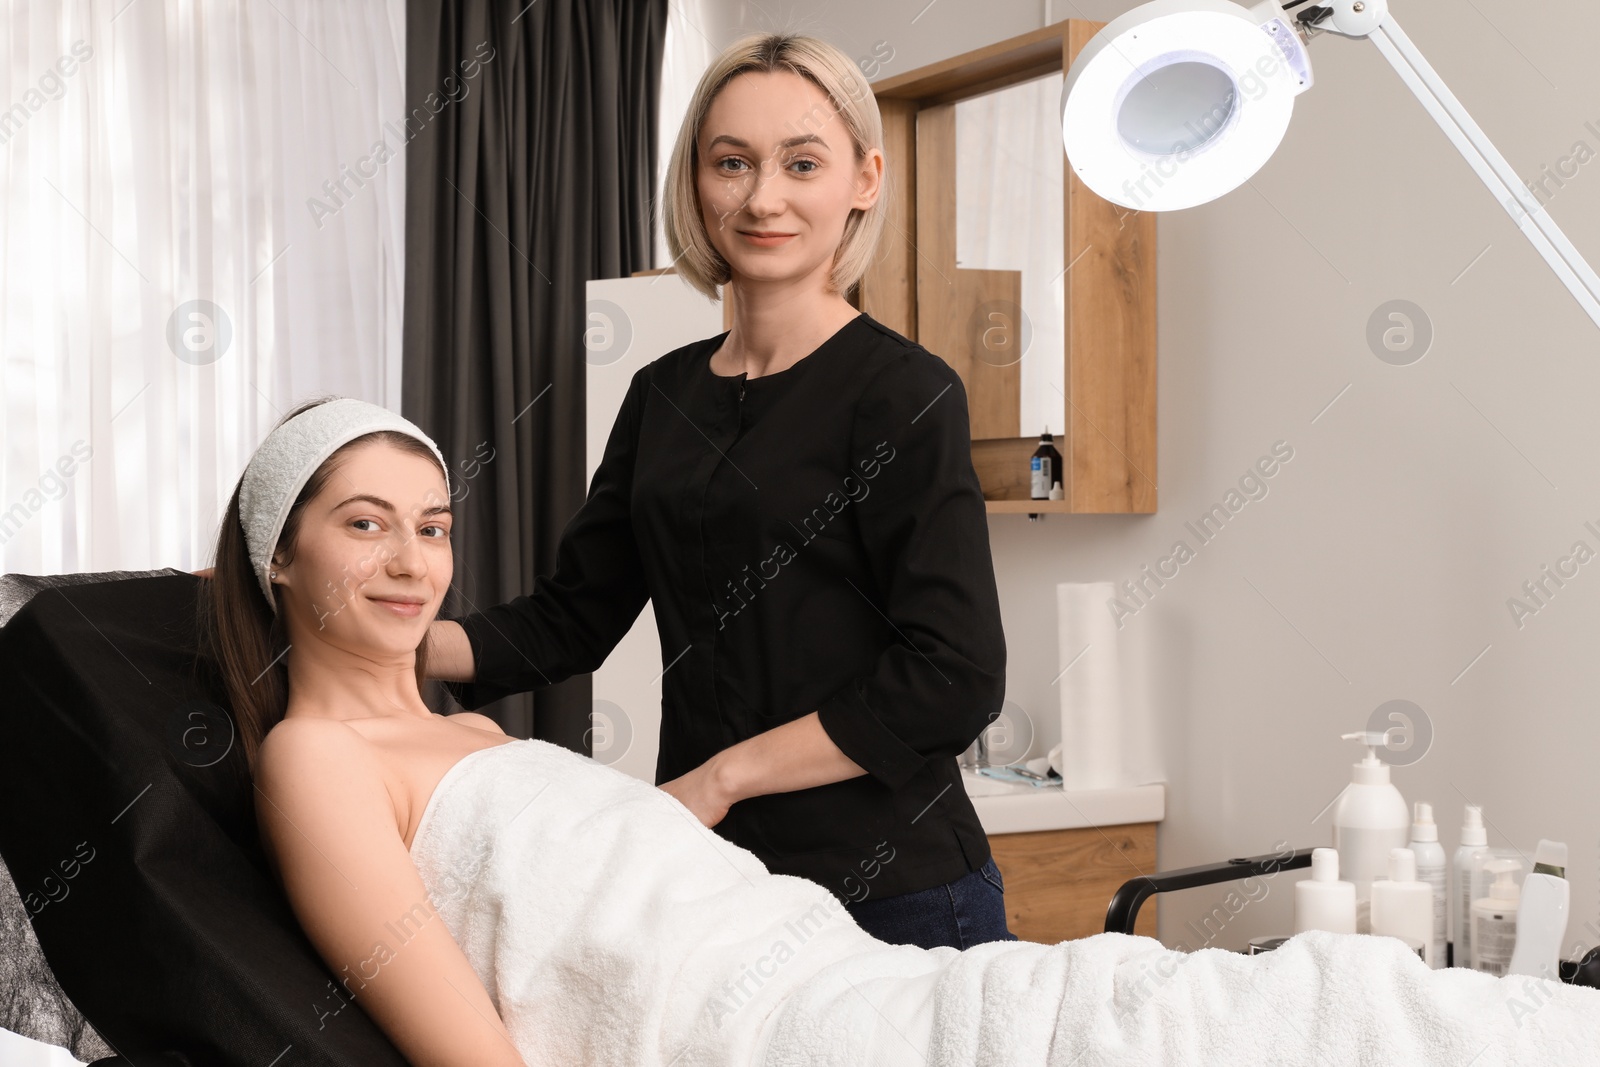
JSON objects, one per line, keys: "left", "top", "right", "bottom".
{"left": 443, "top": 366, "right": 651, "bottom": 710}
{"left": 813, "top": 350, "right": 1008, "bottom": 791}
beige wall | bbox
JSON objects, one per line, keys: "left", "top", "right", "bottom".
{"left": 691, "top": 0, "right": 1600, "bottom": 956}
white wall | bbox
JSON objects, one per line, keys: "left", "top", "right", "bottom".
{"left": 690, "top": 0, "right": 1600, "bottom": 957}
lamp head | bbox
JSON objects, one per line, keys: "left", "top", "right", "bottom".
{"left": 1061, "top": 0, "right": 1316, "bottom": 211}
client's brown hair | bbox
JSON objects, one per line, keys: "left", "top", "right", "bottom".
{"left": 198, "top": 397, "right": 443, "bottom": 776}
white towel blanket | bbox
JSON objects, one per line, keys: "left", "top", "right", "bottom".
{"left": 408, "top": 739, "right": 1600, "bottom": 1066}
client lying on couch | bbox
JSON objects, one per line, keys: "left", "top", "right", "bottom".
{"left": 219, "top": 397, "right": 1599, "bottom": 1067}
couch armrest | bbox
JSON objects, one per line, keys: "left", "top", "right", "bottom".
{"left": 1104, "top": 847, "right": 1317, "bottom": 935}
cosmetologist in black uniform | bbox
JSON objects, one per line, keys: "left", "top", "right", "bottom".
{"left": 432, "top": 30, "right": 1015, "bottom": 951}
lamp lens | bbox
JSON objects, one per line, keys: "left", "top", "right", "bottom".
{"left": 1116, "top": 59, "right": 1236, "bottom": 157}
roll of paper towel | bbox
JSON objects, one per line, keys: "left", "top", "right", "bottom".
{"left": 1057, "top": 581, "right": 1129, "bottom": 791}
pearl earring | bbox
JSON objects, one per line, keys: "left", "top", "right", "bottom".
{"left": 269, "top": 569, "right": 278, "bottom": 579}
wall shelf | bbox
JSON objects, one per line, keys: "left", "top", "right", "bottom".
{"left": 984, "top": 499, "right": 1072, "bottom": 515}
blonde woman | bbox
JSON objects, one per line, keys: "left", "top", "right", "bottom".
{"left": 427, "top": 31, "right": 1016, "bottom": 951}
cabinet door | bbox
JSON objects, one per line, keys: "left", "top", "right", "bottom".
{"left": 990, "top": 822, "right": 1158, "bottom": 942}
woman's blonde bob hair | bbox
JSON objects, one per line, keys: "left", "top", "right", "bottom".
{"left": 662, "top": 32, "right": 887, "bottom": 302}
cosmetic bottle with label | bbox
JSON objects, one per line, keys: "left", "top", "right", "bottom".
{"left": 1453, "top": 804, "right": 1488, "bottom": 967}
{"left": 1030, "top": 429, "right": 1062, "bottom": 500}
{"left": 1471, "top": 858, "right": 1522, "bottom": 976}
{"left": 1408, "top": 802, "right": 1448, "bottom": 969}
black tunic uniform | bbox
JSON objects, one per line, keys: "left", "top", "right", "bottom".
{"left": 443, "top": 311, "right": 1008, "bottom": 904}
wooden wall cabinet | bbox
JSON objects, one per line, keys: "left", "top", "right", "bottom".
{"left": 860, "top": 20, "right": 1157, "bottom": 515}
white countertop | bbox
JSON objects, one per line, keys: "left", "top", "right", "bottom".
{"left": 962, "top": 770, "right": 1166, "bottom": 835}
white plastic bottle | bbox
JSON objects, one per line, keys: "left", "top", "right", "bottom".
{"left": 1408, "top": 802, "right": 1447, "bottom": 969}
{"left": 1332, "top": 731, "right": 1410, "bottom": 933}
{"left": 1372, "top": 847, "right": 1436, "bottom": 966}
{"left": 1453, "top": 804, "right": 1488, "bottom": 968}
{"left": 1508, "top": 840, "right": 1570, "bottom": 980}
{"left": 1471, "top": 858, "right": 1522, "bottom": 976}
{"left": 1294, "top": 847, "right": 1357, "bottom": 935}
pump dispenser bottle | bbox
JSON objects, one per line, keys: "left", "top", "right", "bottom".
{"left": 1294, "top": 847, "right": 1357, "bottom": 935}
{"left": 1372, "top": 847, "right": 1436, "bottom": 965}
{"left": 1508, "top": 840, "right": 1570, "bottom": 980}
{"left": 1471, "top": 858, "right": 1522, "bottom": 976}
{"left": 1453, "top": 805, "right": 1489, "bottom": 968}
{"left": 1408, "top": 802, "right": 1447, "bottom": 969}
{"left": 1332, "top": 730, "right": 1410, "bottom": 933}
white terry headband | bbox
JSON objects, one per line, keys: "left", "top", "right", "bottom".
{"left": 237, "top": 398, "right": 450, "bottom": 612}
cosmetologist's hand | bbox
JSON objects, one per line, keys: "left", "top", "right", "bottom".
{"left": 658, "top": 757, "right": 734, "bottom": 829}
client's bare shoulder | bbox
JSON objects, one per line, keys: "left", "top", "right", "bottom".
{"left": 442, "top": 711, "right": 505, "bottom": 736}
{"left": 257, "top": 716, "right": 381, "bottom": 782}
{"left": 254, "top": 718, "right": 392, "bottom": 878}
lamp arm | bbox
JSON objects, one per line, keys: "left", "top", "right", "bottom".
{"left": 1356, "top": 10, "right": 1600, "bottom": 332}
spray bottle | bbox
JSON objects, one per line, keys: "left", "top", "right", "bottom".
{"left": 1408, "top": 802, "right": 1447, "bottom": 969}
{"left": 1453, "top": 804, "right": 1488, "bottom": 967}
{"left": 1332, "top": 730, "right": 1410, "bottom": 933}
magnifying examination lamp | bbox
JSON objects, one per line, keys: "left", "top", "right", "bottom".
{"left": 1061, "top": 0, "right": 1600, "bottom": 332}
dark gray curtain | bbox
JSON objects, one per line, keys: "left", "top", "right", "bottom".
{"left": 402, "top": 0, "right": 669, "bottom": 748}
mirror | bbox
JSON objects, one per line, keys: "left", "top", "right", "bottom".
{"left": 954, "top": 71, "right": 1067, "bottom": 443}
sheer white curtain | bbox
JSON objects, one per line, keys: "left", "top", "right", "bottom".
{"left": 654, "top": 0, "right": 718, "bottom": 268}
{"left": 0, "top": 0, "right": 405, "bottom": 576}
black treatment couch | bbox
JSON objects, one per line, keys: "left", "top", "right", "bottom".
{"left": 0, "top": 569, "right": 412, "bottom": 1066}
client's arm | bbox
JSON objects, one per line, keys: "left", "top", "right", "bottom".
{"left": 254, "top": 720, "right": 527, "bottom": 1067}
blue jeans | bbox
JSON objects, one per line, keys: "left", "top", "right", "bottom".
{"left": 843, "top": 857, "right": 1019, "bottom": 950}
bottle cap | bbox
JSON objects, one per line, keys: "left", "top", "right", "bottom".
{"left": 1311, "top": 847, "right": 1340, "bottom": 882}
{"left": 1341, "top": 730, "right": 1388, "bottom": 748}
{"left": 1388, "top": 846, "right": 1417, "bottom": 883}
{"left": 1460, "top": 803, "right": 1487, "bottom": 847}
{"left": 1340, "top": 731, "right": 1391, "bottom": 784}
{"left": 1411, "top": 801, "right": 1438, "bottom": 842}
{"left": 1486, "top": 858, "right": 1521, "bottom": 904}
{"left": 1533, "top": 839, "right": 1568, "bottom": 876}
